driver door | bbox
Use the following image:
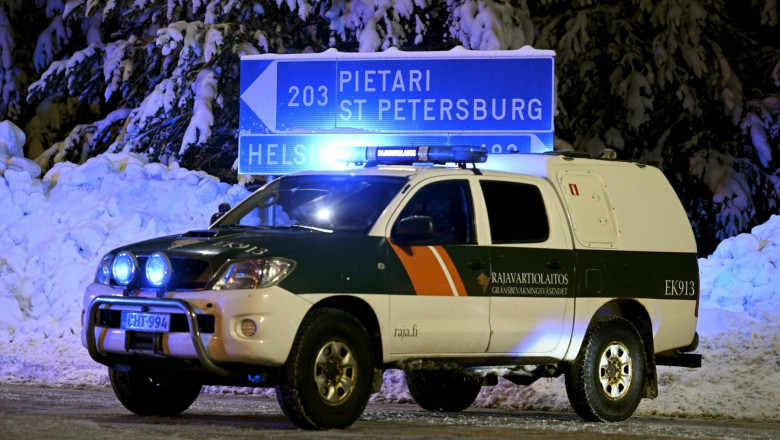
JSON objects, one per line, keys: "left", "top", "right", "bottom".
{"left": 385, "top": 178, "right": 491, "bottom": 355}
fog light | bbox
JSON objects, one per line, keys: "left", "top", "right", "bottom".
{"left": 240, "top": 319, "right": 257, "bottom": 337}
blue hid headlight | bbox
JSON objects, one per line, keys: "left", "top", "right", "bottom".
{"left": 212, "top": 258, "right": 296, "bottom": 290}
{"left": 112, "top": 251, "right": 138, "bottom": 286}
{"left": 145, "top": 252, "right": 172, "bottom": 287}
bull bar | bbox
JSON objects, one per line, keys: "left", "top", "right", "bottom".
{"left": 85, "top": 296, "right": 230, "bottom": 376}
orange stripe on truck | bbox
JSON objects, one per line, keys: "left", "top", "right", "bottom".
{"left": 389, "top": 242, "right": 467, "bottom": 296}
{"left": 435, "top": 247, "right": 468, "bottom": 296}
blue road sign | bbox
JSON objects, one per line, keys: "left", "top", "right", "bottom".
{"left": 239, "top": 47, "right": 556, "bottom": 174}
{"left": 238, "top": 133, "right": 553, "bottom": 175}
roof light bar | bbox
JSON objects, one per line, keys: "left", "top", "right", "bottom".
{"left": 343, "top": 146, "right": 487, "bottom": 165}
{"left": 421, "top": 146, "right": 488, "bottom": 164}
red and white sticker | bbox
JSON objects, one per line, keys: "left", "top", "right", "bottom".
{"left": 569, "top": 183, "right": 580, "bottom": 196}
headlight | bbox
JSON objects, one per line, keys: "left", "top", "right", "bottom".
{"left": 95, "top": 254, "right": 113, "bottom": 285}
{"left": 212, "top": 258, "right": 296, "bottom": 290}
{"left": 112, "top": 251, "right": 138, "bottom": 286}
{"left": 146, "top": 252, "right": 172, "bottom": 287}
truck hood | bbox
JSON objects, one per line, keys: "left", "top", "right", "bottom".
{"left": 107, "top": 227, "right": 392, "bottom": 293}
{"left": 111, "top": 227, "right": 353, "bottom": 266}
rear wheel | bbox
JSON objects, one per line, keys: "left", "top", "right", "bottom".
{"left": 108, "top": 366, "right": 201, "bottom": 416}
{"left": 275, "top": 308, "right": 374, "bottom": 429}
{"left": 405, "top": 370, "right": 482, "bottom": 412}
{"left": 565, "top": 317, "right": 646, "bottom": 422}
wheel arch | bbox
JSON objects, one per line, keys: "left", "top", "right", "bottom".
{"left": 590, "top": 299, "right": 658, "bottom": 399}
{"left": 308, "top": 296, "right": 384, "bottom": 371}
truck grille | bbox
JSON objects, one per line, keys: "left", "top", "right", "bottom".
{"left": 110, "top": 256, "right": 212, "bottom": 290}
{"left": 96, "top": 309, "right": 215, "bottom": 333}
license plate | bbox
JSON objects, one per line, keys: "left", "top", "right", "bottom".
{"left": 121, "top": 311, "right": 171, "bottom": 332}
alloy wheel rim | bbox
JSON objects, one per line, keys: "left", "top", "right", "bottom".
{"left": 314, "top": 340, "right": 356, "bottom": 404}
{"left": 598, "top": 341, "right": 633, "bottom": 399}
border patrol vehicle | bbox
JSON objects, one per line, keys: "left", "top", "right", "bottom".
{"left": 82, "top": 146, "right": 701, "bottom": 429}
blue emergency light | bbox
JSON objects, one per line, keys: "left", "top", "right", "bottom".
{"left": 334, "top": 146, "right": 488, "bottom": 165}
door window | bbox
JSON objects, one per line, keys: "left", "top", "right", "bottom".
{"left": 396, "top": 180, "right": 475, "bottom": 244}
{"left": 480, "top": 180, "right": 549, "bottom": 243}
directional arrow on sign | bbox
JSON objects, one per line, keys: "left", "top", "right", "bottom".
{"left": 241, "top": 61, "right": 278, "bottom": 132}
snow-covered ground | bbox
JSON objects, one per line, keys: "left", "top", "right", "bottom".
{"left": 0, "top": 121, "right": 777, "bottom": 421}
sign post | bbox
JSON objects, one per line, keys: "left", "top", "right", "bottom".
{"left": 239, "top": 47, "right": 555, "bottom": 175}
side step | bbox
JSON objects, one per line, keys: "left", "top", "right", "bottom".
{"left": 656, "top": 353, "right": 702, "bottom": 368}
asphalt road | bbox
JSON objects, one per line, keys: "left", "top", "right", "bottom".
{"left": 0, "top": 383, "right": 776, "bottom": 439}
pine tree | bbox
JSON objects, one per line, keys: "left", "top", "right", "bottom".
{"left": 20, "top": 0, "right": 532, "bottom": 178}
{"left": 0, "top": 0, "right": 27, "bottom": 123}
{"left": 529, "top": 0, "right": 778, "bottom": 253}
{"left": 2, "top": 0, "right": 778, "bottom": 252}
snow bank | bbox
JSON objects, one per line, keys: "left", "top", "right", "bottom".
{"left": 0, "top": 120, "right": 777, "bottom": 421}
{"left": 0, "top": 122, "right": 250, "bottom": 384}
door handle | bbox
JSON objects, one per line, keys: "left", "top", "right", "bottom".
{"left": 546, "top": 260, "right": 566, "bottom": 270}
{"left": 467, "top": 259, "right": 487, "bottom": 270}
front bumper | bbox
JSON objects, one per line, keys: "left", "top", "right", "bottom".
{"left": 85, "top": 296, "right": 229, "bottom": 376}
{"left": 81, "top": 283, "right": 313, "bottom": 377}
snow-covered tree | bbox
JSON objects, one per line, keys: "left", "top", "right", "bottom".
{"left": 2, "top": 0, "right": 779, "bottom": 253}
{"left": 21, "top": 0, "right": 531, "bottom": 180}
{"left": 27, "top": 1, "right": 298, "bottom": 180}
{"left": 530, "top": 0, "right": 779, "bottom": 253}
{"left": 0, "top": 0, "right": 25, "bottom": 122}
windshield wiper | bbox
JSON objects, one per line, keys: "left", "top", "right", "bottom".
{"left": 212, "top": 225, "right": 280, "bottom": 232}
{"left": 263, "top": 224, "right": 334, "bottom": 233}
{"left": 288, "top": 224, "right": 334, "bottom": 233}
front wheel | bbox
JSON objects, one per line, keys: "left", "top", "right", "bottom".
{"left": 108, "top": 366, "right": 201, "bottom": 416}
{"left": 565, "top": 317, "right": 647, "bottom": 422}
{"left": 275, "top": 308, "right": 374, "bottom": 430}
{"left": 405, "top": 370, "right": 482, "bottom": 412}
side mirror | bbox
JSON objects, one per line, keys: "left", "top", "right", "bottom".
{"left": 210, "top": 202, "right": 231, "bottom": 224}
{"left": 391, "top": 216, "right": 436, "bottom": 245}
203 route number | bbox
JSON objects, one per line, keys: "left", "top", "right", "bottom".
{"left": 121, "top": 311, "right": 171, "bottom": 332}
{"left": 288, "top": 85, "right": 328, "bottom": 107}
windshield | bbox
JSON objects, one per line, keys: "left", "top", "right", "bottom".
{"left": 215, "top": 174, "right": 407, "bottom": 233}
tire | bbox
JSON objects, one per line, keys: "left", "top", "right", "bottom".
{"left": 275, "top": 308, "right": 374, "bottom": 430}
{"left": 108, "top": 366, "right": 202, "bottom": 416}
{"left": 405, "top": 370, "right": 482, "bottom": 412}
{"left": 565, "top": 317, "right": 647, "bottom": 422}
